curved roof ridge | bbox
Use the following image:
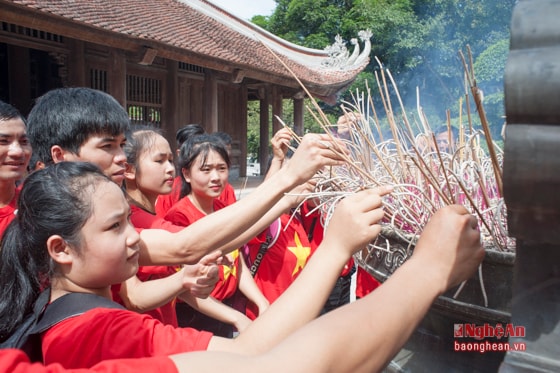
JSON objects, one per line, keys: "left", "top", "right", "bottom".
{"left": 190, "top": 0, "right": 330, "bottom": 58}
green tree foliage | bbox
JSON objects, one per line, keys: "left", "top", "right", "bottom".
{"left": 251, "top": 0, "right": 515, "bottom": 140}
{"left": 472, "top": 38, "right": 509, "bottom": 141}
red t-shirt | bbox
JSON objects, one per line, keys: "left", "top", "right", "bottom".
{"left": 355, "top": 265, "right": 380, "bottom": 298}
{"left": 299, "top": 202, "right": 379, "bottom": 295}
{"left": 245, "top": 213, "right": 313, "bottom": 319}
{"left": 0, "top": 349, "right": 178, "bottom": 373}
{"left": 0, "top": 185, "right": 20, "bottom": 240}
{"left": 129, "top": 203, "right": 183, "bottom": 233}
{"left": 111, "top": 204, "right": 182, "bottom": 326}
{"left": 299, "top": 201, "right": 354, "bottom": 277}
{"left": 41, "top": 308, "right": 212, "bottom": 369}
{"left": 164, "top": 197, "right": 240, "bottom": 301}
{"left": 155, "top": 176, "right": 236, "bottom": 217}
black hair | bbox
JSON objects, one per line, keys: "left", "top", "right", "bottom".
{"left": 26, "top": 87, "right": 130, "bottom": 166}
{"left": 178, "top": 134, "right": 230, "bottom": 199}
{"left": 176, "top": 124, "right": 205, "bottom": 148}
{"left": 0, "top": 100, "right": 26, "bottom": 124}
{"left": 123, "top": 124, "right": 163, "bottom": 172}
{"left": 27, "top": 151, "right": 43, "bottom": 173}
{"left": 0, "top": 162, "right": 111, "bottom": 340}
{"left": 213, "top": 131, "right": 232, "bottom": 146}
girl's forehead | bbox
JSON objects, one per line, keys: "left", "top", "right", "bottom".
{"left": 197, "top": 149, "right": 225, "bottom": 163}
{"left": 91, "top": 181, "right": 127, "bottom": 208}
{"left": 143, "top": 133, "right": 171, "bottom": 152}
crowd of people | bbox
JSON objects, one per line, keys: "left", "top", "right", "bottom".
{"left": 0, "top": 88, "right": 484, "bottom": 372}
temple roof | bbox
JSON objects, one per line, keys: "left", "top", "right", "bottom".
{"left": 1, "top": 0, "right": 370, "bottom": 100}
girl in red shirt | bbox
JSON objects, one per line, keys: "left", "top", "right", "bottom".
{"left": 165, "top": 134, "right": 269, "bottom": 336}
{"left": 112, "top": 126, "right": 220, "bottom": 326}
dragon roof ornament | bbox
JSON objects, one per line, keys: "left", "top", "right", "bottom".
{"left": 322, "top": 29, "right": 372, "bottom": 70}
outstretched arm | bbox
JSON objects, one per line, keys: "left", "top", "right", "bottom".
{"left": 207, "top": 187, "right": 391, "bottom": 353}
{"left": 169, "top": 205, "right": 484, "bottom": 373}
{"left": 237, "top": 256, "right": 269, "bottom": 316}
{"left": 265, "top": 205, "right": 484, "bottom": 372}
{"left": 138, "top": 134, "right": 345, "bottom": 266}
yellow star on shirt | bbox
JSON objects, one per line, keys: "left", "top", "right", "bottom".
{"left": 288, "top": 232, "right": 311, "bottom": 276}
{"left": 222, "top": 249, "right": 239, "bottom": 281}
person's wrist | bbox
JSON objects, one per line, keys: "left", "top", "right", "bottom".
{"left": 274, "top": 167, "right": 299, "bottom": 190}
{"left": 405, "top": 253, "right": 448, "bottom": 296}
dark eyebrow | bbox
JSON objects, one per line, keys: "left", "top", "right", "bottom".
{"left": 102, "top": 205, "right": 130, "bottom": 226}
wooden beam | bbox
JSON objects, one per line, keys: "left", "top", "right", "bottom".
{"left": 231, "top": 68, "right": 245, "bottom": 84}
{"left": 139, "top": 47, "right": 158, "bottom": 66}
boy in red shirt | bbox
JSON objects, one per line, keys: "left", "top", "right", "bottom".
{"left": 0, "top": 100, "right": 32, "bottom": 239}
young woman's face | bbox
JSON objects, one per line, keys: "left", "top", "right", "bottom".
{"left": 0, "top": 118, "right": 31, "bottom": 182}
{"left": 183, "top": 149, "right": 228, "bottom": 201}
{"left": 69, "top": 180, "right": 140, "bottom": 288}
{"left": 135, "top": 134, "right": 175, "bottom": 198}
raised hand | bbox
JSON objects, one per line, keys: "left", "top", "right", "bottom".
{"left": 270, "top": 127, "right": 293, "bottom": 161}
{"left": 412, "top": 205, "right": 485, "bottom": 294}
{"left": 323, "top": 186, "right": 393, "bottom": 257}
{"left": 181, "top": 250, "right": 221, "bottom": 298}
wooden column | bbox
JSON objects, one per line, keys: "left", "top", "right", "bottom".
{"left": 204, "top": 70, "right": 218, "bottom": 132}
{"left": 259, "top": 89, "right": 270, "bottom": 176}
{"left": 108, "top": 49, "right": 126, "bottom": 106}
{"left": 165, "top": 60, "right": 178, "bottom": 144}
{"left": 271, "top": 85, "right": 283, "bottom": 134}
{"left": 293, "top": 95, "right": 304, "bottom": 137}
{"left": 67, "top": 39, "right": 86, "bottom": 87}
{"left": 7, "top": 45, "right": 31, "bottom": 114}
{"left": 239, "top": 84, "right": 248, "bottom": 177}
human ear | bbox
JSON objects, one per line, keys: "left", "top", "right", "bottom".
{"left": 124, "top": 162, "right": 136, "bottom": 181}
{"left": 51, "top": 145, "right": 79, "bottom": 163}
{"left": 51, "top": 145, "right": 67, "bottom": 164}
{"left": 181, "top": 168, "right": 191, "bottom": 183}
{"left": 46, "top": 235, "right": 74, "bottom": 265}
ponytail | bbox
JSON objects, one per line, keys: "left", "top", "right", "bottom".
{"left": 0, "top": 220, "right": 47, "bottom": 340}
